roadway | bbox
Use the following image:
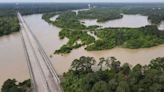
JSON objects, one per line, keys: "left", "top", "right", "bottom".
{"left": 17, "top": 12, "right": 62, "bottom": 92}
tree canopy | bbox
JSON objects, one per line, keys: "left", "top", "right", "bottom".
{"left": 61, "top": 56, "right": 164, "bottom": 92}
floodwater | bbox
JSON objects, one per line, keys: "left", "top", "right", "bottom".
{"left": 0, "top": 33, "right": 29, "bottom": 87}
{"left": 158, "top": 21, "right": 164, "bottom": 30}
{"left": 1, "top": 13, "right": 164, "bottom": 87}
{"left": 80, "top": 14, "right": 151, "bottom": 28}
{"left": 23, "top": 14, "right": 164, "bottom": 75}
{"left": 50, "top": 15, "right": 59, "bottom": 21}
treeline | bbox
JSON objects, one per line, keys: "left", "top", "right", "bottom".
{"left": 0, "top": 16, "right": 20, "bottom": 36}
{"left": 0, "top": 3, "right": 89, "bottom": 37}
{"left": 61, "top": 56, "right": 164, "bottom": 92}
{"left": 78, "top": 8, "right": 123, "bottom": 22}
{"left": 1, "top": 79, "right": 31, "bottom": 92}
{"left": 0, "top": 3, "right": 89, "bottom": 16}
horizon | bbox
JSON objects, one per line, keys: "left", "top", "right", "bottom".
{"left": 0, "top": 0, "right": 164, "bottom": 3}
{"left": 1, "top": 2, "right": 164, "bottom": 4}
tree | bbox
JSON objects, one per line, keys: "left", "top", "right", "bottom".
{"left": 149, "top": 83, "right": 163, "bottom": 92}
{"left": 98, "top": 57, "right": 112, "bottom": 70}
{"left": 149, "top": 57, "right": 164, "bottom": 71}
{"left": 91, "top": 81, "right": 108, "bottom": 92}
{"left": 110, "top": 57, "right": 121, "bottom": 73}
{"left": 1, "top": 79, "right": 31, "bottom": 92}
{"left": 81, "top": 73, "right": 99, "bottom": 92}
{"left": 1, "top": 79, "right": 20, "bottom": 92}
{"left": 98, "top": 57, "right": 106, "bottom": 70}
{"left": 108, "top": 79, "right": 118, "bottom": 92}
{"left": 71, "top": 56, "right": 96, "bottom": 73}
{"left": 116, "top": 81, "right": 130, "bottom": 92}
{"left": 121, "top": 63, "right": 131, "bottom": 76}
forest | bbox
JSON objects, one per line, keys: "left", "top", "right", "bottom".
{"left": 1, "top": 3, "right": 164, "bottom": 92}
{"left": 86, "top": 25, "right": 164, "bottom": 50}
{"left": 0, "top": 17, "right": 20, "bottom": 36}
{"left": 61, "top": 56, "right": 164, "bottom": 92}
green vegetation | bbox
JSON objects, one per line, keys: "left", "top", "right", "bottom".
{"left": 61, "top": 56, "right": 164, "bottom": 92}
{"left": 0, "top": 17, "right": 20, "bottom": 36}
{"left": 54, "top": 11, "right": 85, "bottom": 29}
{"left": 1, "top": 79, "right": 31, "bottom": 92}
{"left": 41, "top": 4, "right": 164, "bottom": 54}
{"left": 42, "top": 11, "right": 95, "bottom": 54}
{"left": 78, "top": 8, "right": 123, "bottom": 22}
{"left": 86, "top": 25, "right": 164, "bottom": 50}
{"left": 55, "top": 28, "right": 95, "bottom": 54}
{"left": 43, "top": 9, "right": 164, "bottom": 54}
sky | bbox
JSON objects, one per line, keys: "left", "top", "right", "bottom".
{"left": 0, "top": 0, "right": 164, "bottom": 3}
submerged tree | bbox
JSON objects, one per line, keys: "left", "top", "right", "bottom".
{"left": 71, "top": 56, "right": 96, "bottom": 73}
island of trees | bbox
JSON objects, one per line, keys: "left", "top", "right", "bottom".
{"left": 1, "top": 79, "right": 31, "bottom": 92}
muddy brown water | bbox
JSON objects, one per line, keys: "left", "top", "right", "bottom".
{"left": 1, "top": 13, "right": 164, "bottom": 87}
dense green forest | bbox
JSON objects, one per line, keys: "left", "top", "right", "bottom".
{"left": 0, "top": 17, "right": 20, "bottom": 36}
{"left": 1, "top": 79, "right": 31, "bottom": 92}
{"left": 61, "top": 56, "right": 164, "bottom": 92}
{"left": 86, "top": 25, "right": 164, "bottom": 50}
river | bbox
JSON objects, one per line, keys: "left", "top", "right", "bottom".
{"left": 1, "top": 13, "right": 164, "bottom": 87}
{"left": 0, "top": 33, "right": 29, "bottom": 87}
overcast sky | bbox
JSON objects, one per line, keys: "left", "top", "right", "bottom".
{"left": 0, "top": 0, "right": 164, "bottom": 3}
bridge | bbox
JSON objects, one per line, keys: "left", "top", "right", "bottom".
{"left": 17, "top": 12, "right": 62, "bottom": 92}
